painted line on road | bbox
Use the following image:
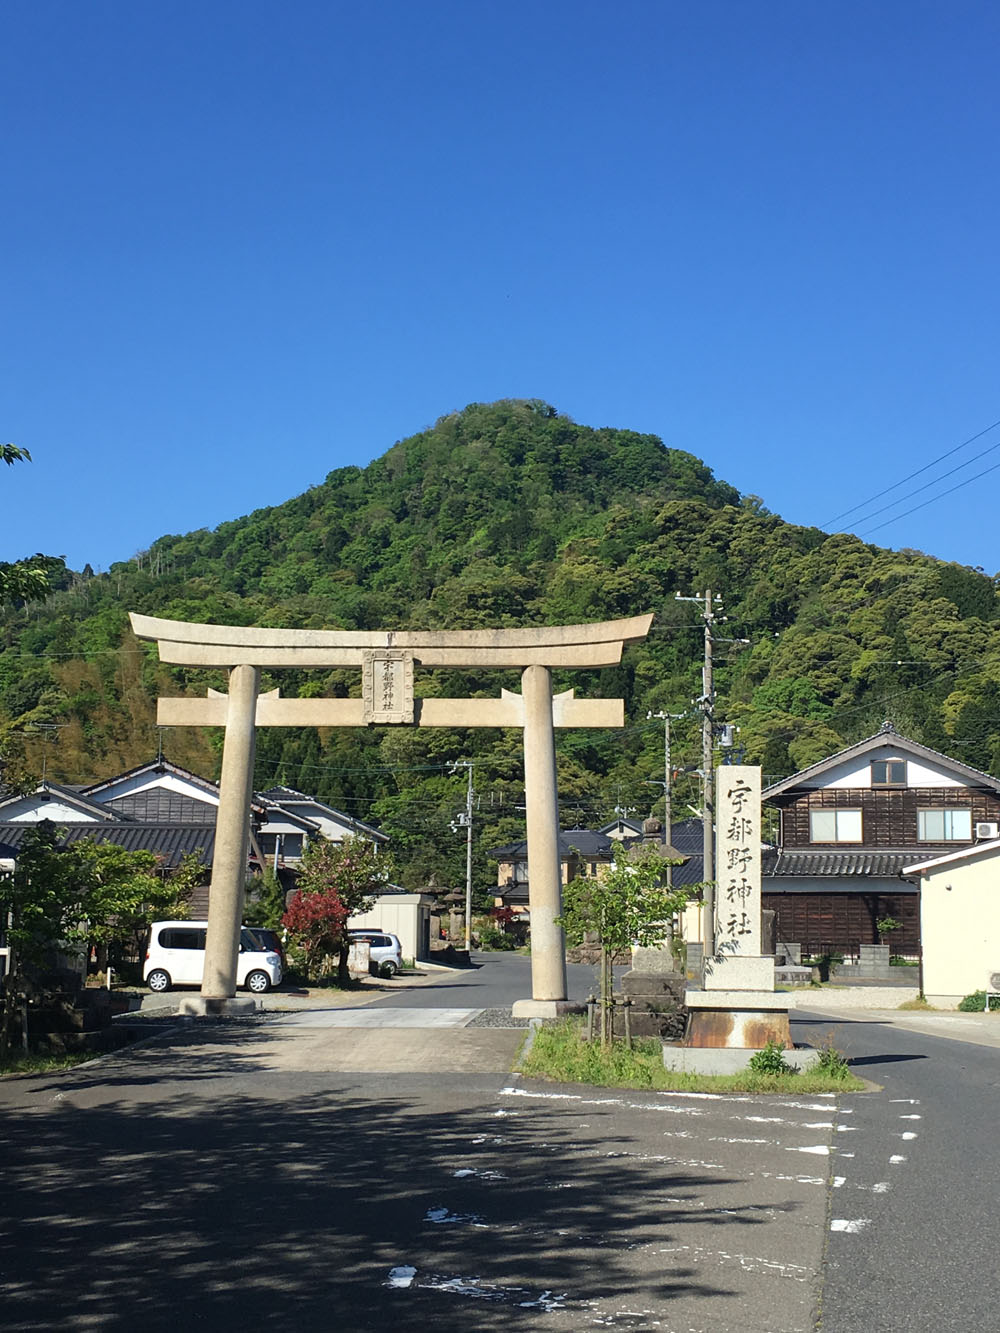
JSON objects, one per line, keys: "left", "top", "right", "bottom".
{"left": 830, "top": 1218, "right": 871, "bottom": 1233}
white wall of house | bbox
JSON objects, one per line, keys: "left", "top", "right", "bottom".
{"left": 91, "top": 772, "right": 220, "bottom": 804}
{"left": 0, "top": 797, "right": 101, "bottom": 823}
{"left": 818, "top": 747, "right": 967, "bottom": 789}
{"left": 349, "top": 893, "right": 432, "bottom": 962}
{"left": 917, "top": 846, "right": 1000, "bottom": 1005}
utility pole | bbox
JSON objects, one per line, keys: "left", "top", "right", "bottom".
{"left": 450, "top": 762, "right": 475, "bottom": 952}
{"left": 646, "top": 710, "right": 684, "bottom": 888}
{"left": 676, "top": 590, "right": 722, "bottom": 958}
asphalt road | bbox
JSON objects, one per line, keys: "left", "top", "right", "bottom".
{"left": 368, "top": 951, "right": 617, "bottom": 1009}
{"left": 2, "top": 959, "right": 997, "bottom": 1331}
{"left": 792, "top": 1008, "right": 1000, "bottom": 1333}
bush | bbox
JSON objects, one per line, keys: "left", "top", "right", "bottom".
{"left": 814, "top": 1042, "right": 852, "bottom": 1080}
{"left": 477, "top": 924, "right": 517, "bottom": 951}
{"left": 958, "top": 990, "right": 1000, "bottom": 1012}
{"left": 748, "top": 1040, "right": 793, "bottom": 1075}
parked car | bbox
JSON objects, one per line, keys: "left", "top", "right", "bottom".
{"left": 144, "top": 921, "right": 283, "bottom": 994}
{"left": 348, "top": 929, "right": 403, "bottom": 978}
{"left": 245, "top": 926, "right": 286, "bottom": 972}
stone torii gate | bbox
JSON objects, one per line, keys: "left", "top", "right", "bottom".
{"left": 130, "top": 611, "right": 653, "bottom": 1016}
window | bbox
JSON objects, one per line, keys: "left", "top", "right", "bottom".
{"left": 159, "top": 928, "right": 207, "bottom": 950}
{"left": 917, "top": 809, "right": 972, "bottom": 841}
{"left": 809, "top": 809, "right": 862, "bottom": 842}
{"left": 871, "top": 759, "right": 906, "bottom": 786}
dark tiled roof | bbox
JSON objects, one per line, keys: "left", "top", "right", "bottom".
{"left": 491, "top": 829, "right": 618, "bottom": 860}
{"left": 258, "top": 788, "right": 387, "bottom": 840}
{"left": 763, "top": 848, "right": 937, "bottom": 878}
{"left": 0, "top": 823, "right": 215, "bottom": 868}
{"left": 105, "top": 791, "right": 218, "bottom": 824}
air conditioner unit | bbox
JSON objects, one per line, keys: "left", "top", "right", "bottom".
{"left": 975, "top": 822, "right": 999, "bottom": 840}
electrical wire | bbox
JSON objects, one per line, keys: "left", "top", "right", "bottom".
{"left": 856, "top": 455, "right": 1000, "bottom": 538}
{"left": 823, "top": 416, "right": 1000, "bottom": 528}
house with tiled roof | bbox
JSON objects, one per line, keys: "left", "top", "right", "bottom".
{"left": 490, "top": 818, "right": 698, "bottom": 912}
{"left": 761, "top": 721, "right": 1000, "bottom": 958}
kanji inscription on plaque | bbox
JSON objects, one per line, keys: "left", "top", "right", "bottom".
{"left": 362, "top": 650, "right": 414, "bottom": 724}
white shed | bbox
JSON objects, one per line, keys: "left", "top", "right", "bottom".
{"left": 904, "top": 840, "right": 1000, "bottom": 1007}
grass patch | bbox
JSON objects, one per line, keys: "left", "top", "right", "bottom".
{"left": 897, "top": 996, "right": 936, "bottom": 1010}
{"left": 518, "top": 1018, "right": 866, "bottom": 1094}
{"left": 0, "top": 1050, "right": 94, "bottom": 1079}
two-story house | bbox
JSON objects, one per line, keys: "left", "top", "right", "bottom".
{"left": 761, "top": 721, "right": 1000, "bottom": 957}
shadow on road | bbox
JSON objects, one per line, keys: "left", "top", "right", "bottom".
{"left": 0, "top": 1026, "right": 751, "bottom": 1330}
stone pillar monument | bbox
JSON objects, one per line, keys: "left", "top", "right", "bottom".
{"left": 666, "top": 765, "right": 804, "bottom": 1070}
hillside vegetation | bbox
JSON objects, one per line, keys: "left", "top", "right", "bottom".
{"left": 3, "top": 399, "right": 998, "bottom": 890}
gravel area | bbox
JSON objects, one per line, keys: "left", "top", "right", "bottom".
{"left": 465, "top": 1007, "right": 530, "bottom": 1029}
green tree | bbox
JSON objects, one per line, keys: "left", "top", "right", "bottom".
{"left": 0, "top": 444, "right": 49, "bottom": 606}
{"left": 559, "top": 845, "right": 695, "bottom": 1045}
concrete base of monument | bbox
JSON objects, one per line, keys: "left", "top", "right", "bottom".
{"left": 663, "top": 1044, "right": 821, "bottom": 1074}
{"left": 511, "top": 998, "right": 587, "bottom": 1019}
{"left": 177, "top": 996, "right": 260, "bottom": 1017}
{"left": 683, "top": 989, "right": 793, "bottom": 1049}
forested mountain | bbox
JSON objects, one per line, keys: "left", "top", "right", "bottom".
{"left": 3, "top": 399, "right": 998, "bottom": 892}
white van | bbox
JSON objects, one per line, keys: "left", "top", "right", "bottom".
{"left": 144, "top": 921, "right": 282, "bottom": 995}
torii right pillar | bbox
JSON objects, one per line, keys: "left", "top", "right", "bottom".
{"left": 512, "top": 665, "right": 569, "bottom": 1017}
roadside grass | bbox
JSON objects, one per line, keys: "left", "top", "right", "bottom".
{"left": 518, "top": 1018, "right": 866, "bottom": 1094}
{"left": 898, "top": 996, "right": 937, "bottom": 1010}
{"left": 0, "top": 1050, "right": 94, "bottom": 1079}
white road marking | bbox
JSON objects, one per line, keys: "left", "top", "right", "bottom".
{"left": 889, "top": 1154, "right": 907, "bottom": 1164}
{"left": 386, "top": 1266, "right": 416, "bottom": 1288}
{"left": 898, "top": 1131, "right": 918, "bottom": 1140}
{"left": 831, "top": 1218, "right": 871, "bottom": 1233}
{"left": 789, "top": 1144, "right": 831, "bottom": 1155}
{"left": 899, "top": 1114, "right": 921, "bottom": 1120}
{"left": 273, "top": 1007, "right": 479, "bottom": 1028}
{"left": 425, "top": 1207, "right": 484, "bottom": 1225}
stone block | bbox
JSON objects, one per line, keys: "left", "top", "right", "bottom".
{"left": 176, "top": 996, "right": 259, "bottom": 1017}
{"left": 685, "top": 988, "right": 793, "bottom": 1011}
{"left": 664, "top": 1044, "right": 821, "bottom": 1073}
{"left": 511, "top": 998, "right": 586, "bottom": 1019}
{"left": 703, "top": 954, "right": 775, "bottom": 991}
{"left": 630, "top": 945, "right": 682, "bottom": 975}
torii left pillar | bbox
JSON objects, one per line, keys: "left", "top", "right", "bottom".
{"left": 200, "top": 664, "right": 260, "bottom": 1007}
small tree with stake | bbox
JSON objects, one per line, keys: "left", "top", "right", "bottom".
{"left": 284, "top": 836, "right": 394, "bottom": 984}
{"left": 559, "top": 844, "right": 695, "bottom": 1045}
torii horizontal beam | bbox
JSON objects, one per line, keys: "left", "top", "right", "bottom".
{"left": 129, "top": 612, "right": 653, "bottom": 668}
{"left": 157, "top": 687, "right": 624, "bottom": 729}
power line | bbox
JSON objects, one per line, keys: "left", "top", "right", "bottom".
{"left": 856, "top": 455, "right": 1000, "bottom": 538}
{"left": 823, "top": 415, "right": 1000, "bottom": 528}
{"left": 843, "top": 432, "right": 1000, "bottom": 530}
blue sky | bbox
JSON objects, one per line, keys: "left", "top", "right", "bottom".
{"left": 3, "top": 1, "right": 998, "bottom": 574}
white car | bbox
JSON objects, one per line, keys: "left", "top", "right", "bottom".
{"left": 348, "top": 930, "right": 403, "bottom": 977}
{"left": 144, "top": 921, "right": 283, "bottom": 994}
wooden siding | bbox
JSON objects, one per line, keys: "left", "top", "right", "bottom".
{"left": 775, "top": 787, "right": 1000, "bottom": 849}
{"left": 764, "top": 890, "right": 919, "bottom": 955}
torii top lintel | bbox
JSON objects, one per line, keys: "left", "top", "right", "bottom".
{"left": 128, "top": 612, "right": 654, "bottom": 669}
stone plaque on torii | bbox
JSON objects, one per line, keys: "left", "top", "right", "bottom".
{"left": 130, "top": 611, "right": 653, "bottom": 1016}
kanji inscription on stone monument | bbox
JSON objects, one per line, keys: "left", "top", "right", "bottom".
{"left": 716, "top": 765, "right": 761, "bottom": 954}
